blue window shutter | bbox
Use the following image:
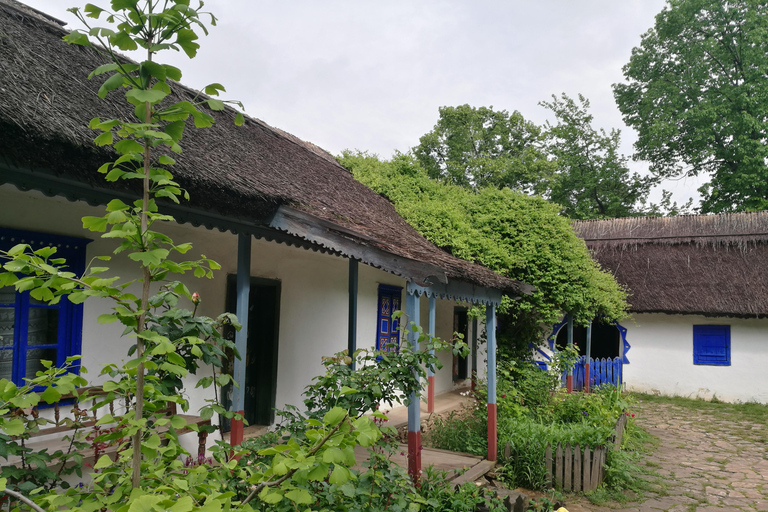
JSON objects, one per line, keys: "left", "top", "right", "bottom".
{"left": 376, "top": 285, "right": 403, "bottom": 353}
{"left": 0, "top": 228, "right": 90, "bottom": 384}
{"left": 693, "top": 325, "right": 730, "bottom": 366}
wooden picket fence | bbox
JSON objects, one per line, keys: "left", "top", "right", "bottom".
{"left": 542, "top": 413, "right": 629, "bottom": 491}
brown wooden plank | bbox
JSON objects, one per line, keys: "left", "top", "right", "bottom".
{"left": 503, "top": 442, "right": 511, "bottom": 460}
{"left": 590, "top": 446, "right": 603, "bottom": 490}
{"left": 545, "top": 444, "right": 553, "bottom": 489}
{"left": 583, "top": 446, "right": 591, "bottom": 491}
{"left": 564, "top": 443, "right": 572, "bottom": 491}
{"left": 574, "top": 443, "right": 581, "bottom": 492}
{"left": 450, "top": 459, "right": 496, "bottom": 486}
{"left": 555, "top": 443, "right": 563, "bottom": 490}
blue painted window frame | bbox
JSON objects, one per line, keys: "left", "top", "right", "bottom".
{"left": 376, "top": 284, "right": 402, "bottom": 353}
{"left": 0, "top": 228, "right": 89, "bottom": 385}
{"left": 693, "top": 325, "right": 730, "bottom": 366}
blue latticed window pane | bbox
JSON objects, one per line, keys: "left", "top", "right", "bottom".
{"left": 693, "top": 325, "right": 730, "bottom": 366}
{"left": 376, "top": 285, "right": 403, "bottom": 353}
{"left": 0, "top": 228, "right": 89, "bottom": 384}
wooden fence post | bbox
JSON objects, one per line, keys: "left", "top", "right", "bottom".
{"left": 583, "top": 445, "right": 591, "bottom": 491}
{"left": 555, "top": 443, "right": 563, "bottom": 490}
{"left": 545, "top": 444, "right": 553, "bottom": 488}
{"left": 564, "top": 443, "right": 572, "bottom": 490}
{"left": 574, "top": 443, "right": 581, "bottom": 492}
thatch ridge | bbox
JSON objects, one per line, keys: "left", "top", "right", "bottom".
{"left": 0, "top": 0, "right": 527, "bottom": 295}
{"left": 574, "top": 214, "right": 768, "bottom": 317}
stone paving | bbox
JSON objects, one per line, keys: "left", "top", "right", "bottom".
{"left": 565, "top": 399, "right": 768, "bottom": 512}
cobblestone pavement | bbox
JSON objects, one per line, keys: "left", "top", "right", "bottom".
{"left": 564, "top": 399, "right": 768, "bottom": 512}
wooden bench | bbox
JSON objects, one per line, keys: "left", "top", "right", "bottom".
{"left": 9, "top": 386, "right": 211, "bottom": 467}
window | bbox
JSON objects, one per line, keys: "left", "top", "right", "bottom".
{"left": 693, "top": 325, "right": 730, "bottom": 366}
{"left": 376, "top": 284, "right": 402, "bottom": 353}
{"left": 0, "top": 228, "right": 89, "bottom": 384}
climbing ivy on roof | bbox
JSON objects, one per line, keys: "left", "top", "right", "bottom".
{"left": 338, "top": 150, "right": 628, "bottom": 347}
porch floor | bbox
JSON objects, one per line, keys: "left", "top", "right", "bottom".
{"left": 379, "top": 387, "right": 475, "bottom": 429}
{"left": 364, "top": 387, "right": 491, "bottom": 483}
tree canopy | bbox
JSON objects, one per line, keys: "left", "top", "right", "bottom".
{"left": 413, "top": 105, "right": 554, "bottom": 193}
{"left": 613, "top": 0, "right": 768, "bottom": 213}
{"left": 338, "top": 151, "right": 628, "bottom": 350}
{"left": 541, "top": 93, "right": 652, "bottom": 219}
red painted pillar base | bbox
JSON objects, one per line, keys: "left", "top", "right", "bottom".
{"left": 584, "top": 365, "right": 591, "bottom": 394}
{"left": 566, "top": 374, "right": 573, "bottom": 394}
{"left": 407, "top": 430, "right": 422, "bottom": 484}
{"left": 230, "top": 411, "right": 245, "bottom": 447}
{"left": 427, "top": 376, "right": 435, "bottom": 414}
{"left": 487, "top": 403, "right": 497, "bottom": 462}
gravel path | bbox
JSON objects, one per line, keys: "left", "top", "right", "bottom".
{"left": 565, "top": 398, "right": 768, "bottom": 512}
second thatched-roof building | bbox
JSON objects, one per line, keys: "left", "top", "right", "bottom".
{"left": 572, "top": 212, "right": 768, "bottom": 403}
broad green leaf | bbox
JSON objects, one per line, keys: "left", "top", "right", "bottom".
{"left": 175, "top": 29, "right": 199, "bottom": 58}
{"left": 164, "top": 120, "right": 185, "bottom": 142}
{"left": 97, "top": 72, "right": 124, "bottom": 99}
{"left": 63, "top": 31, "right": 91, "bottom": 47}
{"left": 259, "top": 488, "right": 283, "bottom": 505}
{"left": 206, "top": 99, "right": 225, "bottom": 111}
{"left": 307, "top": 462, "right": 329, "bottom": 481}
{"left": 235, "top": 112, "right": 245, "bottom": 126}
{"left": 82, "top": 216, "right": 108, "bottom": 232}
{"left": 140, "top": 60, "right": 166, "bottom": 82}
{"left": 285, "top": 489, "right": 313, "bottom": 505}
{"left": 97, "top": 314, "right": 117, "bottom": 324}
{"left": 110, "top": 31, "right": 138, "bottom": 51}
{"left": 106, "top": 199, "right": 129, "bottom": 211}
{"left": 2, "top": 418, "right": 25, "bottom": 436}
{"left": 114, "top": 139, "right": 144, "bottom": 155}
{"left": 322, "top": 406, "right": 346, "bottom": 426}
{"left": 88, "top": 62, "right": 119, "bottom": 78}
{"left": 203, "top": 83, "right": 225, "bottom": 96}
{"left": 40, "top": 386, "right": 62, "bottom": 404}
{"left": 93, "top": 454, "right": 113, "bottom": 469}
{"left": 329, "top": 465, "right": 352, "bottom": 485}
{"left": 126, "top": 89, "right": 168, "bottom": 105}
{"left": 94, "top": 132, "right": 113, "bottom": 146}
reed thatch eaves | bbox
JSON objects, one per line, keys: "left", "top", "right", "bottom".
{"left": 0, "top": 0, "right": 531, "bottom": 297}
{"left": 573, "top": 213, "right": 768, "bottom": 317}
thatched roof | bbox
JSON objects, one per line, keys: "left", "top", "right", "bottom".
{"left": 0, "top": 0, "right": 531, "bottom": 297}
{"left": 574, "top": 213, "right": 768, "bottom": 317}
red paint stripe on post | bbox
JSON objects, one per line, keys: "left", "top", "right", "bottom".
{"left": 407, "top": 430, "right": 422, "bottom": 484}
{"left": 584, "top": 364, "right": 591, "bottom": 393}
{"left": 566, "top": 374, "right": 573, "bottom": 394}
{"left": 487, "top": 403, "right": 497, "bottom": 462}
{"left": 230, "top": 411, "right": 245, "bottom": 447}
{"left": 427, "top": 376, "right": 435, "bottom": 413}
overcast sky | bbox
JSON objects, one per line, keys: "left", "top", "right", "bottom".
{"left": 30, "top": 0, "right": 701, "bottom": 205}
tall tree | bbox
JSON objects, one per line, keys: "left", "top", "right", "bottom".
{"left": 614, "top": 0, "right": 768, "bottom": 213}
{"left": 540, "top": 93, "right": 651, "bottom": 219}
{"left": 413, "top": 105, "right": 554, "bottom": 193}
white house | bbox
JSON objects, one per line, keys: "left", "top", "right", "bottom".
{"left": 0, "top": 0, "right": 532, "bottom": 470}
{"left": 572, "top": 213, "right": 768, "bottom": 404}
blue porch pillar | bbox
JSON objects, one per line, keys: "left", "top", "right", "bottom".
{"left": 405, "top": 290, "right": 421, "bottom": 481}
{"left": 231, "top": 232, "right": 251, "bottom": 447}
{"left": 347, "top": 259, "right": 358, "bottom": 370}
{"left": 427, "top": 295, "right": 436, "bottom": 413}
{"left": 486, "top": 304, "right": 497, "bottom": 462}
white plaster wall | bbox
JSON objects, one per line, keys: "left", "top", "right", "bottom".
{"left": 623, "top": 313, "right": 768, "bottom": 403}
{"left": 0, "top": 185, "right": 468, "bottom": 423}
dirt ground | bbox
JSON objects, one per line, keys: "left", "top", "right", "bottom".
{"left": 562, "top": 396, "right": 768, "bottom": 512}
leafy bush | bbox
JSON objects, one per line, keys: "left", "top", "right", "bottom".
{"left": 496, "top": 416, "right": 614, "bottom": 490}
{"left": 425, "top": 409, "right": 487, "bottom": 456}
